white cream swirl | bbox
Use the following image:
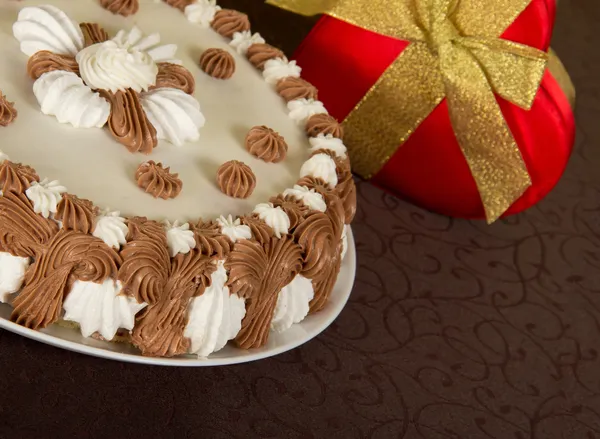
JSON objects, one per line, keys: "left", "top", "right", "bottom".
{"left": 93, "top": 209, "right": 128, "bottom": 250}
{"left": 63, "top": 279, "right": 147, "bottom": 340}
{"left": 230, "top": 31, "right": 265, "bottom": 55}
{"left": 0, "top": 252, "right": 30, "bottom": 303}
{"left": 184, "top": 261, "right": 246, "bottom": 357}
{"left": 33, "top": 71, "right": 111, "bottom": 128}
{"left": 309, "top": 134, "right": 348, "bottom": 159}
{"left": 216, "top": 215, "right": 251, "bottom": 243}
{"left": 263, "top": 58, "right": 302, "bottom": 85}
{"left": 287, "top": 98, "right": 328, "bottom": 125}
{"left": 77, "top": 41, "right": 158, "bottom": 93}
{"left": 185, "top": 0, "right": 222, "bottom": 28}
{"left": 140, "top": 88, "right": 205, "bottom": 146}
{"left": 25, "top": 178, "right": 67, "bottom": 218}
{"left": 164, "top": 220, "right": 196, "bottom": 257}
{"left": 283, "top": 185, "right": 327, "bottom": 212}
{"left": 13, "top": 5, "right": 84, "bottom": 56}
{"left": 300, "top": 153, "right": 339, "bottom": 188}
{"left": 271, "top": 275, "right": 314, "bottom": 333}
{"left": 113, "top": 27, "right": 181, "bottom": 65}
{"left": 253, "top": 203, "right": 290, "bottom": 239}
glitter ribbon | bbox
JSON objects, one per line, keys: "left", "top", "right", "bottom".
{"left": 267, "top": 0, "right": 549, "bottom": 223}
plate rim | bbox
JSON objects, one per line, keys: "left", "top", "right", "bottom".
{"left": 0, "top": 228, "right": 356, "bottom": 367}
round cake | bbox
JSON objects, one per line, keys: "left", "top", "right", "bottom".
{"left": 0, "top": 0, "right": 356, "bottom": 358}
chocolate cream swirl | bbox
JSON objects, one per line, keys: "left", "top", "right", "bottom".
{"left": 80, "top": 23, "right": 109, "bottom": 47}
{"left": 0, "top": 93, "right": 17, "bottom": 127}
{"left": 0, "top": 161, "right": 39, "bottom": 194}
{"left": 153, "top": 63, "right": 195, "bottom": 95}
{"left": 27, "top": 51, "right": 79, "bottom": 80}
{"left": 163, "top": 0, "right": 194, "bottom": 11}
{"left": 199, "top": 49, "right": 235, "bottom": 80}
{"left": 100, "top": 89, "right": 158, "bottom": 155}
{"left": 305, "top": 113, "right": 344, "bottom": 139}
{"left": 11, "top": 230, "right": 121, "bottom": 330}
{"left": 191, "top": 219, "right": 233, "bottom": 258}
{"left": 211, "top": 9, "right": 250, "bottom": 38}
{"left": 270, "top": 194, "right": 309, "bottom": 231}
{"left": 216, "top": 160, "right": 256, "bottom": 199}
{"left": 132, "top": 250, "right": 216, "bottom": 357}
{"left": 246, "top": 43, "right": 285, "bottom": 70}
{"left": 276, "top": 77, "right": 318, "bottom": 102}
{"left": 55, "top": 194, "right": 96, "bottom": 234}
{"left": 118, "top": 217, "right": 170, "bottom": 305}
{"left": 100, "top": 0, "right": 139, "bottom": 17}
{"left": 245, "top": 126, "right": 288, "bottom": 163}
{"left": 240, "top": 215, "right": 274, "bottom": 245}
{"left": 135, "top": 161, "right": 183, "bottom": 200}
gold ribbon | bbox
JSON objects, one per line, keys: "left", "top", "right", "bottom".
{"left": 267, "top": 0, "right": 549, "bottom": 223}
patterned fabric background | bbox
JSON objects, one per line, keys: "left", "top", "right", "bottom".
{"left": 0, "top": 1, "right": 598, "bottom": 437}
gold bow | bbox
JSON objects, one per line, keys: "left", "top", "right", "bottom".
{"left": 267, "top": 0, "right": 549, "bottom": 223}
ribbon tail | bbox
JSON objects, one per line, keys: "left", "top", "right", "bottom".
{"left": 547, "top": 48, "right": 576, "bottom": 110}
{"left": 342, "top": 43, "right": 445, "bottom": 179}
{"left": 461, "top": 37, "right": 548, "bottom": 109}
{"left": 439, "top": 44, "right": 531, "bottom": 223}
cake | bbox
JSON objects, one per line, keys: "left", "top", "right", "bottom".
{"left": 0, "top": 0, "right": 356, "bottom": 358}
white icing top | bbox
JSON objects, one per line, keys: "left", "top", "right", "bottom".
{"left": 164, "top": 220, "right": 196, "bottom": 257}
{"left": 287, "top": 98, "right": 328, "bottom": 125}
{"left": 25, "top": 178, "right": 67, "bottom": 218}
{"left": 13, "top": 5, "right": 84, "bottom": 56}
{"left": 271, "top": 274, "right": 314, "bottom": 333}
{"left": 93, "top": 209, "right": 128, "bottom": 250}
{"left": 263, "top": 58, "right": 302, "bottom": 85}
{"left": 184, "top": 260, "right": 246, "bottom": 357}
{"left": 230, "top": 31, "right": 265, "bottom": 56}
{"left": 184, "top": 0, "right": 222, "bottom": 28}
{"left": 77, "top": 40, "right": 158, "bottom": 93}
{"left": 63, "top": 279, "right": 147, "bottom": 340}
{"left": 253, "top": 202, "right": 290, "bottom": 238}
{"left": 0, "top": 252, "right": 30, "bottom": 303}
{"left": 112, "top": 26, "right": 181, "bottom": 65}
{"left": 309, "top": 134, "right": 348, "bottom": 159}
{"left": 140, "top": 88, "right": 205, "bottom": 146}
{"left": 217, "top": 215, "right": 252, "bottom": 242}
{"left": 282, "top": 185, "right": 327, "bottom": 212}
{"left": 33, "top": 71, "right": 111, "bottom": 128}
{"left": 300, "top": 153, "right": 339, "bottom": 188}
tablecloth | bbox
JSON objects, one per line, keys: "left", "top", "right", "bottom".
{"left": 0, "top": 0, "right": 598, "bottom": 437}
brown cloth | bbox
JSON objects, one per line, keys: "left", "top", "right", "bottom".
{"left": 0, "top": 1, "right": 598, "bottom": 438}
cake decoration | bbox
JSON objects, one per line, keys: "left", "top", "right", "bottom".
{"left": 135, "top": 161, "right": 183, "bottom": 199}
{"left": 245, "top": 125, "right": 288, "bottom": 163}
{"left": 184, "top": 260, "right": 246, "bottom": 357}
{"left": 246, "top": 43, "right": 285, "bottom": 70}
{"left": 287, "top": 98, "right": 328, "bottom": 125}
{"left": 270, "top": 274, "right": 314, "bottom": 333}
{"left": 216, "top": 160, "right": 256, "bottom": 199}
{"left": 100, "top": 0, "right": 139, "bottom": 17}
{"left": 184, "top": 0, "right": 222, "bottom": 28}
{"left": 25, "top": 178, "right": 67, "bottom": 218}
{"left": 276, "top": 77, "right": 318, "bottom": 102}
{"left": 240, "top": 215, "right": 274, "bottom": 245}
{"left": 269, "top": 193, "right": 310, "bottom": 229}
{"left": 117, "top": 216, "right": 170, "bottom": 305}
{"left": 282, "top": 185, "right": 327, "bottom": 212}
{"left": 92, "top": 209, "right": 129, "bottom": 250}
{"left": 262, "top": 58, "right": 302, "bottom": 85}
{"left": 55, "top": 194, "right": 96, "bottom": 234}
{"left": 216, "top": 215, "right": 252, "bottom": 243}
{"left": 0, "top": 93, "right": 17, "bottom": 127}
{"left": 211, "top": 9, "right": 251, "bottom": 38}
{"left": 164, "top": 220, "right": 196, "bottom": 257}
{"left": 0, "top": 253, "right": 30, "bottom": 304}
{"left": 226, "top": 236, "right": 303, "bottom": 349}
{"left": 62, "top": 278, "right": 146, "bottom": 340}
{"left": 152, "top": 63, "right": 196, "bottom": 94}
{"left": 163, "top": 0, "right": 194, "bottom": 11}
{"left": 191, "top": 219, "right": 233, "bottom": 258}
{"left": 230, "top": 31, "right": 265, "bottom": 56}
{"left": 253, "top": 203, "right": 291, "bottom": 239}
{"left": 80, "top": 23, "right": 109, "bottom": 47}
{"left": 0, "top": 161, "right": 39, "bottom": 194}
{"left": 308, "top": 134, "right": 348, "bottom": 159}
{"left": 305, "top": 113, "right": 344, "bottom": 139}
{"left": 131, "top": 249, "right": 216, "bottom": 357}
{"left": 299, "top": 153, "right": 339, "bottom": 188}
{"left": 27, "top": 51, "right": 79, "bottom": 80}
{"left": 199, "top": 48, "right": 235, "bottom": 79}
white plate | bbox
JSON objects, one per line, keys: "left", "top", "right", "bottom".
{"left": 0, "top": 229, "right": 356, "bottom": 366}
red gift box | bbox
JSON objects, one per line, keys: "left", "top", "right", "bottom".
{"left": 286, "top": 0, "right": 575, "bottom": 220}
